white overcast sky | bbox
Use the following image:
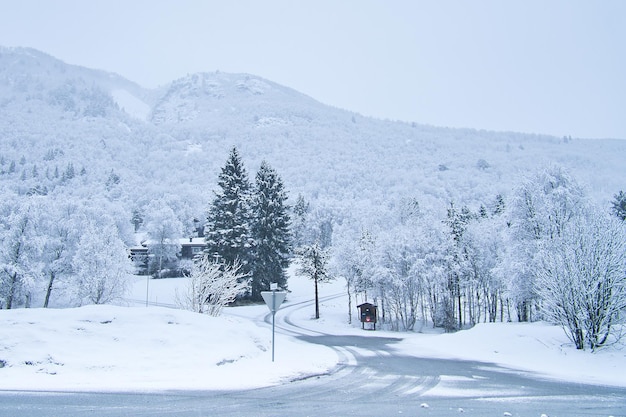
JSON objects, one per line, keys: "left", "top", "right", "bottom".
{"left": 1, "top": 0, "right": 624, "bottom": 139}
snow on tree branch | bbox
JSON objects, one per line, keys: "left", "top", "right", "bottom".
{"left": 176, "top": 257, "right": 250, "bottom": 316}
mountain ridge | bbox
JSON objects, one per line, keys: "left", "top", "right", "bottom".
{"left": 0, "top": 46, "right": 623, "bottom": 237}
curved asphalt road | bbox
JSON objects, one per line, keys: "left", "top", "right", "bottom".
{"left": 1, "top": 294, "right": 625, "bottom": 416}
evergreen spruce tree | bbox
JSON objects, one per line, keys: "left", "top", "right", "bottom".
{"left": 493, "top": 194, "right": 506, "bottom": 215}
{"left": 611, "top": 190, "right": 626, "bottom": 221}
{"left": 205, "top": 147, "right": 253, "bottom": 275}
{"left": 250, "top": 161, "right": 291, "bottom": 300}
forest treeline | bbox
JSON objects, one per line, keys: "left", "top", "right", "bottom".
{"left": 323, "top": 167, "right": 626, "bottom": 351}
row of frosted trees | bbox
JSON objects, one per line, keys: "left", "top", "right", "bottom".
{"left": 0, "top": 194, "right": 132, "bottom": 309}
{"left": 331, "top": 166, "right": 626, "bottom": 350}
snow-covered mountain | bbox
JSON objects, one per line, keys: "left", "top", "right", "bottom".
{"left": 0, "top": 46, "right": 623, "bottom": 232}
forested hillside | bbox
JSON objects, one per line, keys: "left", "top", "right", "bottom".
{"left": 2, "top": 46, "right": 623, "bottom": 218}
{"left": 1, "top": 47, "right": 625, "bottom": 346}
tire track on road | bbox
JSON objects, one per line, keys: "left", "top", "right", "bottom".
{"left": 267, "top": 291, "right": 442, "bottom": 399}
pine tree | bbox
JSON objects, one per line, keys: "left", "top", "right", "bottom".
{"left": 493, "top": 194, "right": 506, "bottom": 215}
{"left": 478, "top": 204, "right": 488, "bottom": 218}
{"left": 250, "top": 161, "right": 291, "bottom": 300}
{"left": 131, "top": 209, "right": 144, "bottom": 233}
{"left": 205, "top": 147, "right": 253, "bottom": 274}
{"left": 445, "top": 201, "right": 473, "bottom": 243}
{"left": 64, "top": 162, "right": 75, "bottom": 180}
{"left": 611, "top": 190, "right": 626, "bottom": 221}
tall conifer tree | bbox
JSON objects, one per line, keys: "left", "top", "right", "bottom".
{"left": 250, "top": 161, "right": 291, "bottom": 300}
{"left": 205, "top": 147, "right": 253, "bottom": 274}
{"left": 611, "top": 190, "right": 626, "bottom": 221}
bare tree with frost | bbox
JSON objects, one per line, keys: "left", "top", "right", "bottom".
{"left": 508, "top": 166, "right": 586, "bottom": 321}
{"left": 72, "top": 221, "right": 131, "bottom": 305}
{"left": 0, "top": 201, "right": 42, "bottom": 309}
{"left": 39, "top": 200, "right": 80, "bottom": 307}
{"left": 535, "top": 212, "right": 626, "bottom": 350}
{"left": 144, "top": 203, "right": 183, "bottom": 278}
{"left": 176, "top": 256, "right": 249, "bottom": 316}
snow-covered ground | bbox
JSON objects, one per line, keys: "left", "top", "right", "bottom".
{"left": 1, "top": 272, "right": 625, "bottom": 392}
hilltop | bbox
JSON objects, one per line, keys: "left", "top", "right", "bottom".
{"left": 0, "top": 45, "right": 623, "bottom": 235}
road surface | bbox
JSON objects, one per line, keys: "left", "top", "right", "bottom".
{"left": 1, "top": 294, "right": 625, "bottom": 416}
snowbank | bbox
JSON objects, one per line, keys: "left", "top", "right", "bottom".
{"left": 0, "top": 304, "right": 336, "bottom": 392}
{"left": 395, "top": 321, "right": 626, "bottom": 388}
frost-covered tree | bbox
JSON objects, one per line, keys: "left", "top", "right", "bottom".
{"left": 72, "top": 221, "right": 131, "bottom": 305}
{"left": 378, "top": 230, "right": 425, "bottom": 331}
{"left": 511, "top": 166, "right": 585, "bottom": 241}
{"left": 415, "top": 216, "right": 454, "bottom": 329}
{"left": 535, "top": 212, "right": 626, "bottom": 350}
{"left": 205, "top": 147, "right": 253, "bottom": 272}
{"left": 460, "top": 213, "right": 507, "bottom": 324}
{"left": 176, "top": 256, "right": 250, "bottom": 316}
{"left": 0, "top": 201, "right": 40, "bottom": 309}
{"left": 330, "top": 234, "right": 358, "bottom": 324}
{"left": 331, "top": 227, "right": 377, "bottom": 324}
{"left": 291, "top": 194, "right": 310, "bottom": 249}
{"left": 444, "top": 201, "right": 474, "bottom": 328}
{"left": 297, "top": 242, "right": 332, "bottom": 319}
{"left": 353, "top": 229, "right": 377, "bottom": 300}
{"left": 445, "top": 202, "right": 473, "bottom": 244}
{"left": 39, "top": 201, "right": 80, "bottom": 307}
{"left": 250, "top": 161, "right": 291, "bottom": 301}
{"left": 144, "top": 203, "right": 183, "bottom": 278}
{"left": 508, "top": 166, "right": 586, "bottom": 321}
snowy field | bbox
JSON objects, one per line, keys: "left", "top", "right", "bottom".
{"left": 1, "top": 272, "right": 625, "bottom": 392}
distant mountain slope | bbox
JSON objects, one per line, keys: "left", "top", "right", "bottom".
{"left": 0, "top": 46, "right": 154, "bottom": 116}
{"left": 0, "top": 46, "right": 623, "bottom": 232}
{"left": 151, "top": 71, "right": 323, "bottom": 127}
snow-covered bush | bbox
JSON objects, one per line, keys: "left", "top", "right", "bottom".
{"left": 176, "top": 257, "right": 249, "bottom": 316}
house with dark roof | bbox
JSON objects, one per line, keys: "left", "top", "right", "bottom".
{"left": 129, "top": 237, "right": 207, "bottom": 275}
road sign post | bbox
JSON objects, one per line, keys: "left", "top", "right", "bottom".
{"left": 261, "top": 285, "right": 287, "bottom": 362}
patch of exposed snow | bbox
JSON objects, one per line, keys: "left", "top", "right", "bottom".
{"left": 111, "top": 89, "right": 150, "bottom": 121}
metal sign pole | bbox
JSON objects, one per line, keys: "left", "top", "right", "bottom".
{"left": 261, "top": 284, "right": 287, "bottom": 363}
{"left": 271, "top": 291, "right": 276, "bottom": 362}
